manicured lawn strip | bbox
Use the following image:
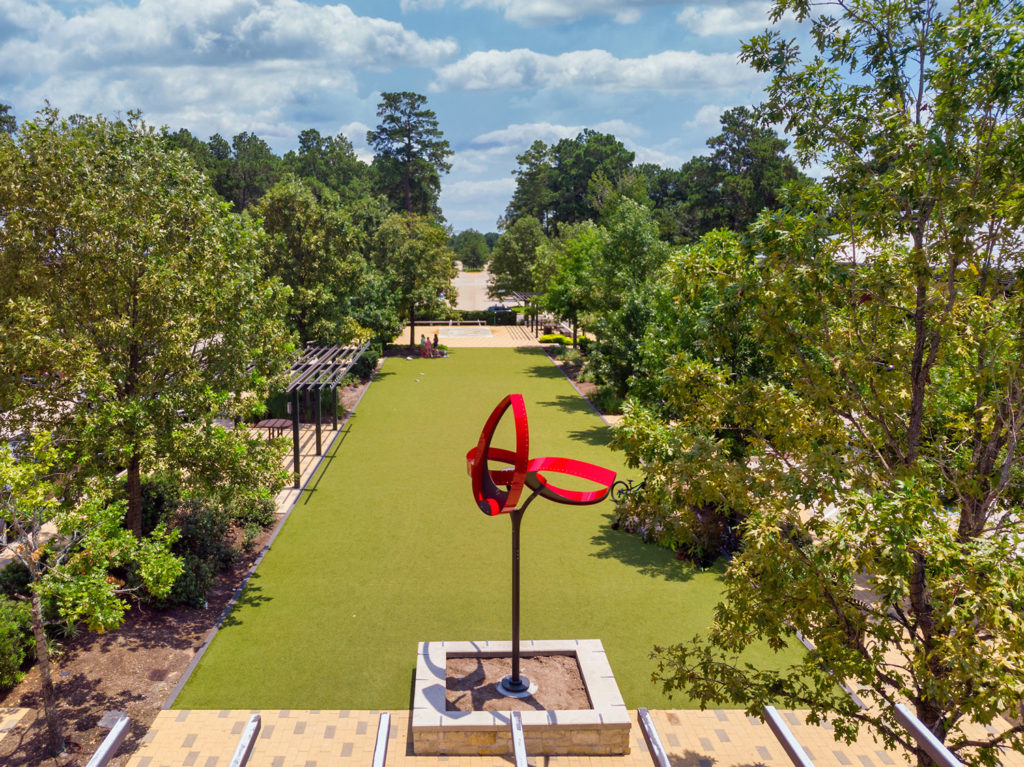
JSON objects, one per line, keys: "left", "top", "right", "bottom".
{"left": 174, "top": 347, "right": 803, "bottom": 710}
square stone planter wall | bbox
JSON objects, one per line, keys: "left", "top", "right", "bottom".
{"left": 412, "top": 639, "right": 630, "bottom": 756}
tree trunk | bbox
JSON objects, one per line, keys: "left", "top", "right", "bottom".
{"left": 30, "top": 592, "right": 64, "bottom": 756}
{"left": 403, "top": 168, "right": 412, "bottom": 214}
{"left": 126, "top": 450, "right": 142, "bottom": 538}
{"left": 409, "top": 305, "right": 416, "bottom": 348}
{"left": 572, "top": 320, "right": 578, "bottom": 349}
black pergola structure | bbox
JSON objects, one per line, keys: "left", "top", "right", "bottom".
{"left": 284, "top": 342, "right": 369, "bottom": 487}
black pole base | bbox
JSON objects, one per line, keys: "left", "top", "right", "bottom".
{"left": 498, "top": 674, "right": 533, "bottom": 697}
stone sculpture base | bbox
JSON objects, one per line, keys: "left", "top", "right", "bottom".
{"left": 411, "top": 639, "right": 630, "bottom": 756}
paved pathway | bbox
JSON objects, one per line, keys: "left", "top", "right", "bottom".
{"left": 123, "top": 706, "right": 1024, "bottom": 767}
{"left": 393, "top": 324, "right": 539, "bottom": 349}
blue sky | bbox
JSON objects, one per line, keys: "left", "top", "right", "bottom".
{"left": 0, "top": 0, "right": 796, "bottom": 233}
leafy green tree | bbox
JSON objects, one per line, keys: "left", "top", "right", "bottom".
{"left": 488, "top": 215, "right": 547, "bottom": 298}
{"left": 204, "top": 132, "right": 235, "bottom": 201}
{"left": 503, "top": 139, "right": 555, "bottom": 231}
{"left": 367, "top": 92, "right": 452, "bottom": 217}
{"left": 257, "top": 177, "right": 373, "bottom": 344}
{"left": 620, "top": 2, "right": 1024, "bottom": 763}
{"left": 452, "top": 228, "right": 490, "bottom": 269}
{"left": 0, "top": 433, "right": 181, "bottom": 755}
{"left": 538, "top": 222, "right": 605, "bottom": 347}
{"left": 503, "top": 131, "right": 635, "bottom": 233}
{"left": 0, "top": 102, "right": 15, "bottom": 135}
{"left": 163, "top": 127, "right": 217, "bottom": 178}
{"left": 0, "top": 109, "right": 295, "bottom": 538}
{"left": 282, "top": 128, "right": 369, "bottom": 202}
{"left": 642, "top": 107, "right": 807, "bottom": 243}
{"left": 550, "top": 130, "right": 635, "bottom": 230}
{"left": 228, "top": 131, "right": 281, "bottom": 210}
{"left": 484, "top": 231, "right": 500, "bottom": 250}
{"left": 367, "top": 212, "right": 457, "bottom": 346}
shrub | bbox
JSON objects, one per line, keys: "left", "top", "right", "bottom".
{"left": 148, "top": 500, "right": 236, "bottom": 608}
{"left": 578, "top": 336, "right": 592, "bottom": 355}
{"left": 591, "top": 387, "right": 623, "bottom": 415}
{"left": 539, "top": 333, "right": 572, "bottom": 345}
{"left": 456, "top": 309, "right": 518, "bottom": 325}
{"left": 351, "top": 342, "right": 381, "bottom": 380}
{"left": 0, "top": 598, "right": 34, "bottom": 690}
{"left": 228, "top": 493, "right": 276, "bottom": 529}
{"left": 0, "top": 560, "right": 31, "bottom": 600}
{"left": 140, "top": 472, "right": 181, "bottom": 537}
{"left": 174, "top": 501, "right": 235, "bottom": 569}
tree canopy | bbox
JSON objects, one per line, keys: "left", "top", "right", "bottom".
{"left": 365, "top": 211, "right": 457, "bottom": 346}
{"left": 503, "top": 130, "right": 635, "bottom": 233}
{"left": 0, "top": 102, "right": 15, "bottom": 135}
{"left": 367, "top": 91, "right": 452, "bottom": 218}
{"left": 0, "top": 109, "right": 295, "bottom": 538}
{"left": 451, "top": 228, "right": 490, "bottom": 270}
{"left": 613, "top": 1, "right": 1024, "bottom": 763}
{"left": 488, "top": 215, "right": 547, "bottom": 298}
{"left": 257, "top": 177, "right": 384, "bottom": 345}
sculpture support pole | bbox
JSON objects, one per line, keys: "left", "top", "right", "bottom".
{"left": 510, "top": 507, "right": 522, "bottom": 686}
{"left": 502, "top": 490, "right": 539, "bottom": 695}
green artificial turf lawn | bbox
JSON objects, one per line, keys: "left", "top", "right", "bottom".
{"left": 174, "top": 347, "right": 803, "bottom": 710}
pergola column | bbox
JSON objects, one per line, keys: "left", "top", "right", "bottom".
{"left": 291, "top": 389, "right": 301, "bottom": 488}
{"left": 315, "top": 388, "right": 322, "bottom": 456}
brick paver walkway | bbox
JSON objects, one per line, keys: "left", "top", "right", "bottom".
{"left": 123, "top": 706, "right": 1024, "bottom": 767}
{"left": 393, "top": 324, "right": 540, "bottom": 348}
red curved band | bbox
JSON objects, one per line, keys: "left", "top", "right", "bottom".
{"left": 526, "top": 456, "right": 616, "bottom": 505}
{"left": 468, "top": 394, "right": 530, "bottom": 515}
{"left": 468, "top": 394, "right": 617, "bottom": 515}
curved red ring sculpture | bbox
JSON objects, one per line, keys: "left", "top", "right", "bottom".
{"left": 466, "top": 393, "right": 616, "bottom": 515}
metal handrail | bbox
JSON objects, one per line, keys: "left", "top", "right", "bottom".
{"left": 510, "top": 710, "right": 528, "bottom": 767}
{"left": 637, "top": 708, "right": 670, "bottom": 767}
{"left": 372, "top": 712, "right": 391, "bottom": 767}
{"left": 228, "top": 714, "right": 261, "bottom": 767}
{"left": 85, "top": 715, "right": 131, "bottom": 767}
{"left": 764, "top": 706, "right": 816, "bottom": 767}
{"left": 894, "top": 704, "right": 962, "bottom": 767}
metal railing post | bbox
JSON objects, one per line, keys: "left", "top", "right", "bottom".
{"left": 894, "top": 704, "right": 962, "bottom": 767}
{"left": 85, "top": 715, "right": 131, "bottom": 767}
{"left": 510, "top": 710, "right": 528, "bottom": 767}
{"left": 764, "top": 707, "right": 816, "bottom": 767}
{"left": 228, "top": 714, "right": 261, "bottom": 767}
{"left": 372, "top": 712, "right": 391, "bottom": 767}
{"left": 637, "top": 708, "right": 670, "bottom": 767}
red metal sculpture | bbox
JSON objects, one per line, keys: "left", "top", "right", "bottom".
{"left": 466, "top": 393, "right": 616, "bottom": 695}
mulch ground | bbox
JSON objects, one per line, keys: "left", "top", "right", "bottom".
{"left": 0, "top": 378, "right": 373, "bottom": 767}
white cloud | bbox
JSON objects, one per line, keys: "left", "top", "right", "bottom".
{"left": 676, "top": 2, "right": 773, "bottom": 37}
{"left": 0, "top": 1, "right": 457, "bottom": 127}
{"left": 400, "top": 0, "right": 446, "bottom": 9}
{"left": 686, "top": 104, "right": 727, "bottom": 129}
{"left": 338, "top": 121, "right": 374, "bottom": 162}
{"left": 443, "top": 177, "right": 516, "bottom": 201}
{"left": 614, "top": 9, "right": 642, "bottom": 24}
{"left": 460, "top": 0, "right": 671, "bottom": 26}
{"left": 433, "top": 48, "right": 759, "bottom": 92}
{"left": 471, "top": 119, "right": 644, "bottom": 150}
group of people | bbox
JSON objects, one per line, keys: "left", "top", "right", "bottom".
{"left": 419, "top": 332, "right": 445, "bottom": 358}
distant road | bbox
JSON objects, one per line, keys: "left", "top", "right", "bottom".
{"left": 451, "top": 265, "right": 515, "bottom": 312}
